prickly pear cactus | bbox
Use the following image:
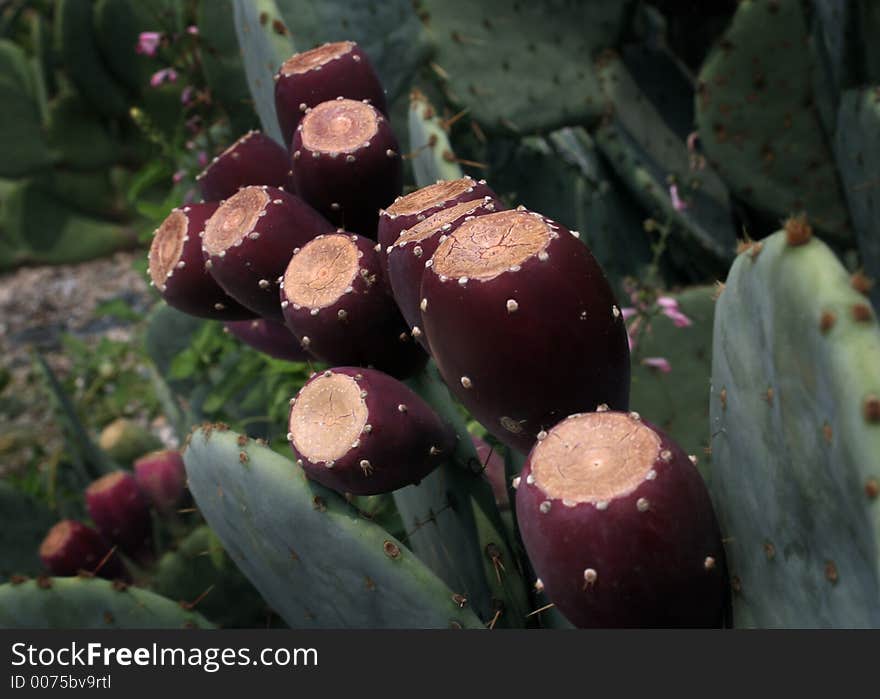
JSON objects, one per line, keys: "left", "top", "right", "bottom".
{"left": 54, "top": 0, "right": 129, "bottom": 118}
{"left": 630, "top": 286, "right": 715, "bottom": 473}
{"left": 0, "top": 180, "right": 135, "bottom": 272}
{"left": 408, "top": 88, "right": 464, "bottom": 185}
{"left": 834, "top": 87, "right": 880, "bottom": 311}
{"left": 152, "top": 525, "right": 277, "bottom": 628}
{"left": 231, "top": 0, "right": 296, "bottom": 144}
{"left": 0, "top": 577, "right": 214, "bottom": 628}
{"left": 695, "top": 0, "right": 851, "bottom": 241}
{"left": 595, "top": 51, "right": 737, "bottom": 271}
{"left": 422, "top": 0, "right": 631, "bottom": 133}
{"left": 183, "top": 424, "right": 485, "bottom": 628}
{"left": 0, "top": 39, "right": 53, "bottom": 177}
{"left": 709, "top": 223, "right": 880, "bottom": 627}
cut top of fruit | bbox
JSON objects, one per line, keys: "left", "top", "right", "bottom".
{"left": 85, "top": 471, "right": 129, "bottom": 496}
{"left": 213, "top": 130, "right": 258, "bottom": 162}
{"left": 280, "top": 41, "right": 355, "bottom": 76}
{"left": 283, "top": 234, "right": 360, "bottom": 309}
{"left": 300, "top": 99, "right": 379, "bottom": 154}
{"left": 530, "top": 412, "right": 660, "bottom": 504}
{"left": 431, "top": 210, "right": 550, "bottom": 281}
{"left": 288, "top": 372, "right": 369, "bottom": 463}
{"left": 386, "top": 178, "right": 478, "bottom": 217}
{"left": 148, "top": 209, "right": 188, "bottom": 291}
{"left": 203, "top": 187, "right": 270, "bottom": 256}
{"left": 394, "top": 198, "right": 487, "bottom": 247}
{"left": 39, "top": 520, "right": 76, "bottom": 557}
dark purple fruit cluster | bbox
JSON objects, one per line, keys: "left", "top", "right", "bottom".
{"left": 144, "top": 40, "right": 728, "bottom": 628}
{"left": 39, "top": 450, "right": 187, "bottom": 580}
{"left": 148, "top": 41, "right": 424, "bottom": 379}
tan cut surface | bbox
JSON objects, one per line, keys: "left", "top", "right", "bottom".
{"left": 289, "top": 373, "right": 368, "bottom": 462}
{"left": 39, "top": 521, "right": 74, "bottom": 557}
{"left": 531, "top": 412, "right": 660, "bottom": 503}
{"left": 301, "top": 99, "right": 378, "bottom": 154}
{"left": 148, "top": 210, "right": 188, "bottom": 290}
{"left": 387, "top": 179, "right": 476, "bottom": 216}
{"left": 203, "top": 187, "right": 269, "bottom": 255}
{"left": 281, "top": 41, "right": 354, "bottom": 75}
{"left": 85, "top": 470, "right": 128, "bottom": 495}
{"left": 431, "top": 210, "right": 549, "bottom": 280}
{"left": 395, "top": 199, "right": 486, "bottom": 247}
{"left": 283, "top": 234, "right": 359, "bottom": 308}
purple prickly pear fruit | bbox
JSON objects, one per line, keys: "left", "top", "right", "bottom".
{"left": 515, "top": 410, "right": 729, "bottom": 628}
{"left": 148, "top": 202, "right": 256, "bottom": 321}
{"left": 196, "top": 131, "right": 293, "bottom": 201}
{"left": 224, "top": 318, "right": 312, "bottom": 362}
{"left": 85, "top": 471, "right": 152, "bottom": 559}
{"left": 280, "top": 232, "right": 426, "bottom": 378}
{"left": 377, "top": 177, "right": 500, "bottom": 256}
{"left": 39, "top": 520, "right": 128, "bottom": 580}
{"left": 202, "top": 185, "right": 335, "bottom": 320}
{"left": 290, "top": 98, "right": 402, "bottom": 237}
{"left": 287, "top": 367, "right": 455, "bottom": 495}
{"left": 274, "top": 41, "right": 387, "bottom": 150}
{"left": 420, "top": 208, "right": 630, "bottom": 453}
{"left": 471, "top": 434, "right": 508, "bottom": 511}
{"left": 386, "top": 197, "right": 500, "bottom": 348}
{"left": 134, "top": 450, "right": 187, "bottom": 514}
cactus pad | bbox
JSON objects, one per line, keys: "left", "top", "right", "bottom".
{"left": 0, "top": 577, "right": 213, "bottom": 629}
{"left": 184, "top": 424, "right": 484, "bottom": 628}
{"left": 709, "top": 225, "right": 880, "bottom": 627}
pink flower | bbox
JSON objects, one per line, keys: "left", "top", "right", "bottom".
{"left": 172, "top": 170, "right": 185, "bottom": 184}
{"left": 641, "top": 357, "right": 671, "bottom": 373}
{"left": 181, "top": 86, "right": 194, "bottom": 105}
{"left": 197, "top": 151, "right": 208, "bottom": 167}
{"left": 621, "top": 306, "right": 637, "bottom": 321}
{"left": 665, "top": 308, "right": 693, "bottom": 328}
{"left": 656, "top": 296, "right": 692, "bottom": 327}
{"left": 136, "top": 32, "right": 161, "bottom": 57}
{"left": 150, "top": 68, "right": 178, "bottom": 88}
{"left": 187, "top": 25, "right": 199, "bottom": 35}
{"left": 669, "top": 184, "right": 689, "bottom": 212}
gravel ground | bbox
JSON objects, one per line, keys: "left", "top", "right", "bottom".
{"left": 0, "top": 251, "right": 160, "bottom": 477}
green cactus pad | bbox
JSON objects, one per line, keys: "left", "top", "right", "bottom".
{"left": 45, "top": 93, "right": 121, "bottom": 170}
{"left": 422, "top": 0, "right": 630, "bottom": 133}
{"left": 0, "top": 40, "right": 53, "bottom": 177}
{"left": 695, "top": 0, "right": 851, "bottom": 241}
{"left": 0, "top": 577, "right": 214, "bottom": 629}
{"left": 0, "top": 483, "right": 56, "bottom": 582}
{"left": 595, "top": 52, "right": 737, "bottom": 271}
{"left": 183, "top": 425, "right": 485, "bottom": 628}
{"left": 709, "top": 226, "right": 880, "bottom": 627}
{"left": 54, "top": 0, "right": 130, "bottom": 118}
{"left": 630, "top": 286, "right": 715, "bottom": 475}
{"left": 152, "top": 525, "right": 277, "bottom": 628}
{"left": 834, "top": 87, "right": 880, "bottom": 310}
{"left": 408, "top": 89, "right": 464, "bottom": 185}
{"left": 400, "top": 362, "right": 530, "bottom": 627}
{"left": 30, "top": 170, "right": 123, "bottom": 220}
{"left": 94, "top": 0, "right": 161, "bottom": 92}
{"left": 0, "top": 181, "right": 135, "bottom": 272}
{"left": 199, "top": 0, "right": 260, "bottom": 135}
